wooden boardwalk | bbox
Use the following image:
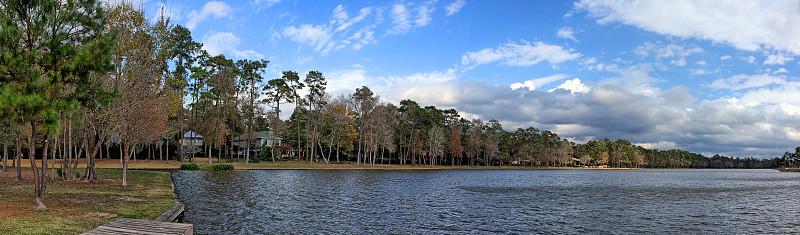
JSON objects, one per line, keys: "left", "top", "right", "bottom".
{"left": 81, "top": 218, "right": 193, "bottom": 235}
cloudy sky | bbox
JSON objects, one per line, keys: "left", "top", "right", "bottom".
{"left": 141, "top": 0, "right": 800, "bottom": 158}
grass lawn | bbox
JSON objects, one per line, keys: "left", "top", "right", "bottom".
{"left": 0, "top": 168, "right": 175, "bottom": 235}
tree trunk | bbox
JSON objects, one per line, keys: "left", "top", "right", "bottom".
{"left": 74, "top": 141, "right": 84, "bottom": 180}
{"left": 336, "top": 139, "right": 340, "bottom": 162}
{"left": 105, "top": 140, "right": 110, "bottom": 162}
{"left": 82, "top": 130, "right": 100, "bottom": 182}
{"left": 66, "top": 119, "right": 72, "bottom": 179}
{"left": 61, "top": 129, "right": 66, "bottom": 179}
{"left": 190, "top": 136, "right": 195, "bottom": 163}
{"left": 16, "top": 138, "right": 22, "bottom": 181}
{"left": 122, "top": 143, "right": 130, "bottom": 187}
{"left": 165, "top": 137, "right": 169, "bottom": 164}
{"left": 30, "top": 121, "right": 46, "bottom": 210}
{"left": 2, "top": 140, "right": 7, "bottom": 172}
{"left": 50, "top": 136, "right": 56, "bottom": 180}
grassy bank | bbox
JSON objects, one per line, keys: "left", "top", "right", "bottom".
{"left": 0, "top": 168, "right": 175, "bottom": 235}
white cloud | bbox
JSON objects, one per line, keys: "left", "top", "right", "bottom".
{"left": 670, "top": 58, "right": 686, "bottom": 66}
{"left": 773, "top": 68, "right": 789, "bottom": 74}
{"left": 333, "top": 5, "right": 373, "bottom": 33}
{"left": 186, "top": 1, "right": 232, "bottom": 30}
{"left": 556, "top": 27, "right": 578, "bottom": 41}
{"left": 388, "top": 69, "right": 458, "bottom": 87}
{"left": 740, "top": 85, "right": 800, "bottom": 107}
{"left": 636, "top": 141, "right": 677, "bottom": 150}
{"left": 233, "top": 50, "right": 263, "bottom": 59}
{"left": 284, "top": 5, "right": 381, "bottom": 54}
{"left": 708, "top": 74, "right": 788, "bottom": 91}
{"left": 596, "top": 63, "right": 662, "bottom": 97}
{"left": 327, "top": 69, "right": 373, "bottom": 94}
{"left": 415, "top": 2, "right": 434, "bottom": 27}
{"left": 283, "top": 24, "right": 334, "bottom": 53}
{"left": 695, "top": 60, "right": 706, "bottom": 65}
{"left": 297, "top": 56, "right": 313, "bottom": 65}
{"left": 202, "top": 32, "right": 263, "bottom": 60}
{"left": 689, "top": 68, "right": 720, "bottom": 75}
{"left": 389, "top": 1, "right": 437, "bottom": 34}
{"left": 388, "top": 4, "right": 411, "bottom": 34}
{"left": 550, "top": 78, "right": 591, "bottom": 94}
{"left": 445, "top": 0, "right": 466, "bottom": 16}
{"left": 251, "top": 0, "right": 280, "bottom": 11}
{"left": 327, "top": 69, "right": 459, "bottom": 95}
{"left": 461, "top": 41, "right": 581, "bottom": 70}
{"left": 746, "top": 56, "right": 756, "bottom": 63}
{"left": 659, "top": 86, "right": 696, "bottom": 107}
{"left": 345, "top": 27, "right": 375, "bottom": 50}
{"left": 576, "top": 0, "right": 800, "bottom": 55}
{"left": 635, "top": 42, "right": 703, "bottom": 58}
{"left": 720, "top": 55, "right": 732, "bottom": 60}
{"left": 764, "top": 53, "right": 794, "bottom": 65}
{"left": 510, "top": 74, "right": 570, "bottom": 90}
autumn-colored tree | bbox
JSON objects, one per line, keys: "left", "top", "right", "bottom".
{"left": 105, "top": 1, "right": 167, "bottom": 186}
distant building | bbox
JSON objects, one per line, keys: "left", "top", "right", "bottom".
{"left": 181, "top": 131, "right": 203, "bottom": 154}
{"left": 232, "top": 130, "right": 282, "bottom": 154}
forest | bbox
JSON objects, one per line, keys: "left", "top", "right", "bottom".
{"left": 0, "top": 1, "right": 790, "bottom": 211}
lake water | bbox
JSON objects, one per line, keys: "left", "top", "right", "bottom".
{"left": 172, "top": 169, "right": 800, "bottom": 234}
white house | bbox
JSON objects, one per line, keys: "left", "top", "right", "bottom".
{"left": 232, "top": 130, "right": 281, "bottom": 154}
{"left": 181, "top": 131, "right": 203, "bottom": 154}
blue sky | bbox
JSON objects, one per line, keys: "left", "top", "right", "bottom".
{"left": 137, "top": 0, "right": 800, "bottom": 158}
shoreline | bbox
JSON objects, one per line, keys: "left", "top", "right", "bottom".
{"left": 3, "top": 158, "right": 780, "bottom": 171}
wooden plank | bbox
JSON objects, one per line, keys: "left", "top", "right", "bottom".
{"left": 155, "top": 201, "right": 185, "bottom": 222}
{"left": 81, "top": 218, "right": 192, "bottom": 235}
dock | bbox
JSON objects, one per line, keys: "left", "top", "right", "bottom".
{"left": 81, "top": 174, "right": 192, "bottom": 234}
{"left": 80, "top": 218, "right": 193, "bottom": 235}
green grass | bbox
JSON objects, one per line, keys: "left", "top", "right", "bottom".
{"left": 0, "top": 169, "right": 175, "bottom": 235}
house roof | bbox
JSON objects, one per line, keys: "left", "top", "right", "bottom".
{"left": 235, "top": 130, "right": 280, "bottom": 141}
{"left": 183, "top": 131, "right": 203, "bottom": 139}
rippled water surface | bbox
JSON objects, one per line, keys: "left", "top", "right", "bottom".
{"left": 172, "top": 169, "right": 800, "bottom": 234}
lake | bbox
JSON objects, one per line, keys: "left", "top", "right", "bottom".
{"left": 172, "top": 169, "right": 800, "bottom": 234}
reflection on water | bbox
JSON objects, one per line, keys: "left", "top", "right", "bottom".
{"left": 172, "top": 169, "right": 800, "bottom": 234}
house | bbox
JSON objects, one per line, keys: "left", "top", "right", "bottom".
{"left": 181, "top": 131, "right": 203, "bottom": 154}
{"left": 231, "top": 130, "right": 282, "bottom": 154}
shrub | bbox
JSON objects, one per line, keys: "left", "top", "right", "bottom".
{"left": 180, "top": 164, "right": 200, "bottom": 170}
{"left": 248, "top": 157, "right": 260, "bottom": 163}
{"left": 185, "top": 164, "right": 234, "bottom": 171}
{"left": 210, "top": 164, "right": 234, "bottom": 171}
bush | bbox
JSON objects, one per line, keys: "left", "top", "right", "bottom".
{"left": 248, "top": 157, "right": 260, "bottom": 163}
{"left": 183, "top": 164, "right": 234, "bottom": 171}
{"left": 209, "top": 164, "right": 234, "bottom": 171}
{"left": 180, "top": 164, "right": 200, "bottom": 170}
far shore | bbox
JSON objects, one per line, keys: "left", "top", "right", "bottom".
{"left": 2, "top": 158, "right": 770, "bottom": 171}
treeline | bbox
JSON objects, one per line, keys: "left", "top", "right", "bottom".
{"left": 273, "top": 94, "right": 778, "bottom": 169}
